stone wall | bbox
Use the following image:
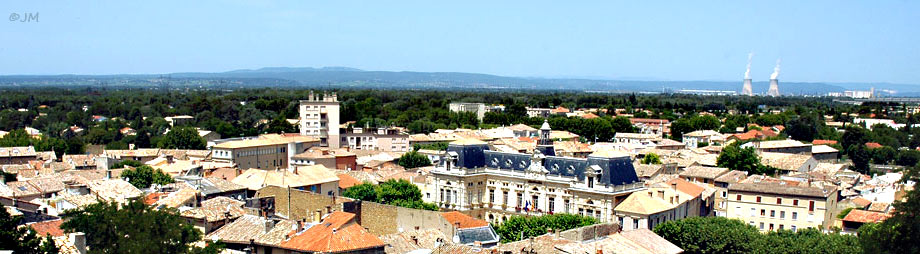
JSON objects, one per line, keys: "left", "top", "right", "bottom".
{"left": 255, "top": 186, "right": 349, "bottom": 221}
{"left": 559, "top": 223, "right": 621, "bottom": 242}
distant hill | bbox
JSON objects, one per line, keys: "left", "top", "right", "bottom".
{"left": 1, "top": 67, "right": 916, "bottom": 95}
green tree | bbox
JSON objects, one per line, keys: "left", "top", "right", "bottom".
{"left": 841, "top": 127, "right": 870, "bottom": 151}
{"left": 653, "top": 217, "right": 759, "bottom": 254}
{"left": 642, "top": 153, "right": 662, "bottom": 164}
{"left": 848, "top": 145, "right": 871, "bottom": 174}
{"left": 717, "top": 144, "right": 765, "bottom": 174}
{"left": 341, "top": 183, "right": 378, "bottom": 202}
{"left": 120, "top": 165, "right": 175, "bottom": 188}
{"left": 895, "top": 149, "right": 920, "bottom": 167}
{"left": 495, "top": 214, "right": 597, "bottom": 243}
{"left": 158, "top": 126, "right": 206, "bottom": 149}
{"left": 871, "top": 146, "right": 896, "bottom": 165}
{"left": 0, "top": 207, "right": 59, "bottom": 254}
{"left": 341, "top": 180, "right": 439, "bottom": 211}
{"left": 785, "top": 115, "right": 822, "bottom": 142}
{"left": 60, "top": 199, "right": 222, "bottom": 254}
{"left": 397, "top": 151, "right": 432, "bottom": 169}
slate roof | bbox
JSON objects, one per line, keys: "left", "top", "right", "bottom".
{"left": 457, "top": 226, "right": 500, "bottom": 245}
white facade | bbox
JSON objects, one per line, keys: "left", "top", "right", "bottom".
{"left": 449, "top": 102, "right": 487, "bottom": 121}
{"left": 300, "top": 92, "right": 341, "bottom": 148}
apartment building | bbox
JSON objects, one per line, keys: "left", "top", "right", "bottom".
{"left": 210, "top": 134, "right": 318, "bottom": 170}
{"left": 712, "top": 170, "right": 749, "bottom": 217}
{"left": 299, "top": 91, "right": 341, "bottom": 148}
{"left": 341, "top": 127, "right": 410, "bottom": 152}
{"left": 725, "top": 179, "right": 838, "bottom": 232}
{"left": 424, "top": 123, "right": 644, "bottom": 224}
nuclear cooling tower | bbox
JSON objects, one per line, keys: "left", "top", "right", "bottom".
{"left": 767, "top": 79, "right": 780, "bottom": 96}
{"left": 742, "top": 79, "right": 753, "bottom": 96}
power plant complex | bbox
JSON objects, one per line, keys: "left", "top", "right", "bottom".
{"left": 741, "top": 54, "right": 781, "bottom": 96}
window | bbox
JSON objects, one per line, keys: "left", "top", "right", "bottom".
{"left": 760, "top": 209, "right": 765, "bottom": 216}
{"left": 503, "top": 191, "right": 509, "bottom": 205}
{"left": 737, "top": 195, "right": 741, "bottom": 201}
{"left": 809, "top": 201, "right": 815, "bottom": 212}
{"left": 587, "top": 177, "right": 594, "bottom": 188}
{"left": 578, "top": 208, "right": 584, "bottom": 216}
{"left": 777, "top": 198, "right": 782, "bottom": 204}
{"left": 722, "top": 191, "right": 727, "bottom": 198}
{"left": 756, "top": 196, "right": 761, "bottom": 203}
{"left": 791, "top": 225, "right": 797, "bottom": 232}
{"left": 770, "top": 210, "right": 776, "bottom": 217}
{"left": 769, "top": 223, "right": 774, "bottom": 230}
{"left": 792, "top": 212, "right": 798, "bottom": 220}
{"left": 516, "top": 193, "right": 523, "bottom": 207}
{"left": 780, "top": 211, "right": 785, "bottom": 219}
{"left": 489, "top": 190, "right": 495, "bottom": 203}
{"left": 532, "top": 195, "right": 539, "bottom": 210}
{"left": 779, "top": 224, "right": 784, "bottom": 230}
{"left": 793, "top": 200, "right": 799, "bottom": 206}
{"left": 564, "top": 199, "right": 571, "bottom": 213}
{"left": 548, "top": 197, "right": 555, "bottom": 212}
{"left": 760, "top": 222, "right": 764, "bottom": 230}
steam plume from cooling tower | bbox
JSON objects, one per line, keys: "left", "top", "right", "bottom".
{"left": 744, "top": 52, "right": 753, "bottom": 79}
{"left": 770, "top": 59, "right": 781, "bottom": 80}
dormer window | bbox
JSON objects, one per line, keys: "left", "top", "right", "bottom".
{"left": 505, "top": 159, "right": 513, "bottom": 167}
{"left": 491, "top": 158, "right": 499, "bottom": 166}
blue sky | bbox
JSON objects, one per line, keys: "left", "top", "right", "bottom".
{"left": 1, "top": 1, "right": 918, "bottom": 84}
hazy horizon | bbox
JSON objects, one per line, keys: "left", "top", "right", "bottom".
{"left": 2, "top": 1, "right": 919, "bottom": 84}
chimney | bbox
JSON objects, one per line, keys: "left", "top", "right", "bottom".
{"left": 657, "top": 191, "right": 664, "bottom": 199}
{"left": 264, "top": 219, "right": 275, "bottom": 233}
{"left": 71, "top": 232, "right": 86, "bottom": 254}
{"left": 411, "top": 236, "right": 419, "bottom": 245}
{"left": 671, "top": 182, "right": 677, "bottom": 191}
{"left": 297, "top": 220, "right": 303, "bottom": 232}
{"left": 105, "top": 170, "right": 112, "bottom": 179}
{"left": 166, "top": 154, "right": 174, "bottom": 164}
{"left": 326, "top": 205, "right": 332, "bottom": 214}
{"left": 474, "top": 241, "right": 482, "bottom": 247}
{"left": 314, "top": 209, "right": 322, "bottom": 223}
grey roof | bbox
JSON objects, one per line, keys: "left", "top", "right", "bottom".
{"left": 728, "top": 181, "right": 835, "bottom": 198}
{"left": 714, "top": 170, "right": 748, "bottom": 184}
{"left": 679, "top": 166, "right": 729, "bottom": 179}
{"left": 457, "top": 227, "right": 499, "bottom": 245}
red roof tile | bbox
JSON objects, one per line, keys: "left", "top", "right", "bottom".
{"left": 337, "top": 173, "right": 361, "bottom": 189}
{"left": 581, "top": 113, "right": 599, "bottom": 119}
{"left": 28, "top": 219, "right": 65, "bottom": 237}
{"left": 842, "top": 209, "right": 890, "bottom": 223}
{"left": 144, "top": 192, "right": 169, "bottom": 205}
{"left": 280, "top": 211, "right": 384, "bottom": 253}
{"left": 865, "top": 142, "right": 883, "bottom": 149}
{"left": 441, "top": 211, "right": 490, "bottom": 229}
{"left": 812, "top": 140, "right": 838, "bottom": 145}
{"left": 665, "top": 178, "right": 705, "bottom": 198}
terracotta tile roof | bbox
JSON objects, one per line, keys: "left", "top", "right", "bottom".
{"left": 666, "top": 178, "right": 705, "bottom": 198}
{"left": 842, "top": 209, "right": 891, "bottom": 223}
{"left": 679, "top": 166, "right": 729, "bottom": 180}
{"left": 206, "top": 215, "right": 297, "bottom": 246}
{"left": 812, "top": 139, "right": 838, "bottom": 145}
{"left": 629, "top": 118, "right": 670, "bottom": 125}
{"left": 865, "top": 142, "right": 883, "bottom": 149}
{"left": 867, "top": 202, "right": 890, "bottom": 212}
{"left": 86, "top": 179, "right": 142, "bottom": 203}
{"left": 27, "top": 219, "right": 65, "bottom": 237}
{"left": 180, "top": 196, "right": 246, "bottom": 222}
{"left": 335, "top": 174, "right": 361, "bottom": 189}
{"left": 714, "top": 170, "right": 748, "bottom": 184}
{"left": 233, "top": 166, "right": 339, "bottom": 191}
{"left": 7, "top": 181, "right": 41, "bottom": 196}
{"left": 441, "top": 211, "right": 490, "bottom": 229}
{"left": 729, "top": 180, "right": 835, "bottom": 198}
{"left": 144, "top": 192, "right": 170, "bottom": 205}
{"left": 581, "top": 113, "right": 599, "bottom": 119}
{"left": 851, "top": 197, "right": 872, "bottom": 208}
{"left": 61, "top": 194, "right": 99, "bottom": 208}
{"left": 26, "top": 177, "right": 66, "bottom": 194}
{"left": 207, "top": 167, "right": 240, "bottom": 181}
{"left": 552, "top": 106, "right": 570, "bottom": 114}
{"left": 154, "top": 187, "right": 199, "bottom": 208}
{"left": 280, "top": 211, "right": 385, "bottom": 253}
